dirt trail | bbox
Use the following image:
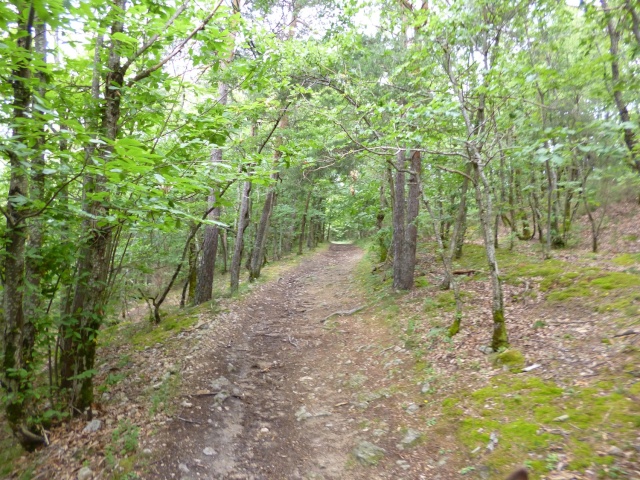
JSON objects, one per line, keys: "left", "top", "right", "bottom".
{"left": 150, "top": 243, "right": 389, "bottom": 480}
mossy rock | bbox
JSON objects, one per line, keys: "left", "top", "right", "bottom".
{"left": 352, "top": 441, "right": 386, "bottom": 466}
{"left": 492, "top": 349, "right": 525, "bottom": 372}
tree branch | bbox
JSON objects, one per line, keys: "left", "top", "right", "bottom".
{"left": 257, "top": 101, "right": 292, "bottom": 154}
{"left": 121, "top": 1, "right": 190, "bottom": 73}
{"left": 128, "top": 0, "right": 224, "bottom": 86}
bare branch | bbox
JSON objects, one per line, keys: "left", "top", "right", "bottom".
{"left": 128, "top": 0, "right": 224, "bottom": 86}
{"left": 258, "top": 102, "right": 292, "bottom": 154}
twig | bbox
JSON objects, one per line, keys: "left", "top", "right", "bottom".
{"left": 613, "top": 330, "right": 639, "bottom": 337}
{"left": 320, "top": 305, "right": 366, "bottom": 323}
{"left": 177, "top": 416, "right": 201, "bottom": 425}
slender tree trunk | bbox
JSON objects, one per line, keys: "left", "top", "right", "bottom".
{"left": 181, "top": 238, "right": 197, "bottom": 308}
{"left": 298, "top": 190, "right": 312, "bottom": 255}
{"left": 625, "top": 0, "right": 640, "bottom": 47}
{"left": 602, "top": 0, "right": 640, "bottom": 175}
{"left": 451, "top": 165, "right": 471, "bottom": 260}
{"left": 220, "top": 229, "right": 228, "bottom": 274}
{"left": 472, "top": 159, "right": 508, "bottom": 351}
{"left": 230, "top": 180, "right": 252, "bottom": 293}
{"left": 423, "top": 200, "right": 463, "bottom": 337}
{"left": 249, "top": 181, "right": 277, "bottom": 281}
{"left": 401, "top": 150, "right": 421, "bottom": 288}
{"left": 376, "top": 184, "right": 388, "bottom": 262}
{"left": 194, "top": 163, "right": 222, "bottom": 304}
{"left": 392, "top": 150, "right": 408, "bottom": 289}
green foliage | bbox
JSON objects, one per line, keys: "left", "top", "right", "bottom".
{"left": 112, "top": 420, "right": 140, "bottom": 455}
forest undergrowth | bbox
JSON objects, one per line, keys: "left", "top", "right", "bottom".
{"left": 2, "top": 203, "right": 639, "bottom": 480}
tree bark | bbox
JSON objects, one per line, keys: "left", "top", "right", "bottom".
{"left": 392, "top": 150, "right": 408, "bottom": 289}
{"left": 472, "top": 159, "right": 508, "bottom": 351}
{"left": 602, "top": 0, "right": 640, "bottom": 174}
{"left": 249, "top": 174, "right": 277, "bottom": 281}
{"left": 60, "top": 2, "right": 125, "bottom": 413}
{"left": 2, "top": 3, "right": 46, "bottom": 450}
{"left": 403, "top": 150, "right": 421, "bottom": 287}
{"left": 230, "top": 180, "right": 252, "bottom": 293}
{"left": 194, "top": 147, "right": 223, "bottom": 305}
{"left": 298, "top": 190, "right": 312, "bottom": 255}
{"left": 450, "top": 164, "right": 471, "bottom": 260}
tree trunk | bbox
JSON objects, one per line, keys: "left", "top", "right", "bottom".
{"left": 376, "top": 184, "right": 388, "bottom": 262}
{"left": 194, "top": 81, "right": 228, "bottom": 304}
{"left": 230, "top": 180, "right": 252, "bottom": 293}
{"left": 472, "top": 159, "right": 508, "bottom": 351}
{"left": 2, "top": 3, "right": 46, "bottom": 450}
{"left": 602, "top": 0, "right": 640, "bottom": 175}
{"left": 60, "top": 3, "right": 125, "bottom": 413}
{"left": 249, "top": 180, "right": 277, "bottom": 281}
{"left": 298, "top": 190, "right": 312, "bottom": 255}
{"left": 403, "top": 150, "right": 421, "bottom": 287}
{"left": 392, "top": 150, "right": 408, "bottom": 289}
{"left": 220, "top": 229, "right": 228, "bottom": 274}
{"left": 451, "top": 164, "right": 471, "bottom": 260}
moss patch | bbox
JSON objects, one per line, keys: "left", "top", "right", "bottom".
{"left": 444, "top": 376, "right": 640, "bottom": 479}
{"left": 129, "top": 313, "right": 200, "bottom": 350}
{"left": 589, "top": 271, "right": 640, "bottom": 290}
{"left": 612, "top": 253, "right": 640, "bottom": 266}
{"left": 0, "top": 424, "right": 23, "bottom": 478}
{"left": 492, "top": 349, "right": 526, "bottom": 372}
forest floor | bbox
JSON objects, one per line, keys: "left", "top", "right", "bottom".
{"left": 2, "top": 202, "right": 640, "bottom": 480}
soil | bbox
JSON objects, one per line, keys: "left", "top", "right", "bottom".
{"left": 146, "top": 243, "right": 440, "bottom": 480}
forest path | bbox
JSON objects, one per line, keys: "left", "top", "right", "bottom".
{"left": 150, "top": 243, "right": 404, "bottom": 480}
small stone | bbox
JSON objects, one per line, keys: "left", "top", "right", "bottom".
{"left": 181, "top": 400, "right": 193, "bottom": 408}
{"left": 295, "top": 406, "right": 313, "bottom": 421}
{"left": 399, "top": 429, "right": 423, "bottom": 449}
{"left": 213, "top": 391, "right": 229, "bottom": 405}
{"left": 83, "top": 419, "right": 102, "bottom": 433}
{"left": 405, "top": 403, "right": 420, "bottom": 414}
{"left": 210, "top": 376, "right": 231, "bottom": 391}
{"left": 353, "top": 441, "right": 386, "bottom": 466}
{"left": 178, "top": 463, "right": 190, "bottom": 473}
{"left": 396, "top": 459, "right": 411, "bottom": 470}
{"left": 420, "top": 382, "right": 431, "bottom": 394}
{"left": 142, "top": 448, "right": 153, "bottom": 457}
{"left": 167, "top": 364, "right": 179, "bottom": 374}
{"left": 203, "top": 447, "right": 216, "bottom": 456}
{"left": 607, "top": 446, "right": 624, "bottom": 457}
{"left": 260, "top": 427, "right": 269, "bottom": 433}
{"left": 479, "top": 345, "right": 495, "bottom": 354}
{"left": 553, "top": 414, "right": 570, "bottom": 422}
{"left": 77, "top": 467, "right": 93, "bottom": 480}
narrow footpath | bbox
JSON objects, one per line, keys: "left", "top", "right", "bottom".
{"left": 149, "top": 243, "right": 420, "bottom": 480}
